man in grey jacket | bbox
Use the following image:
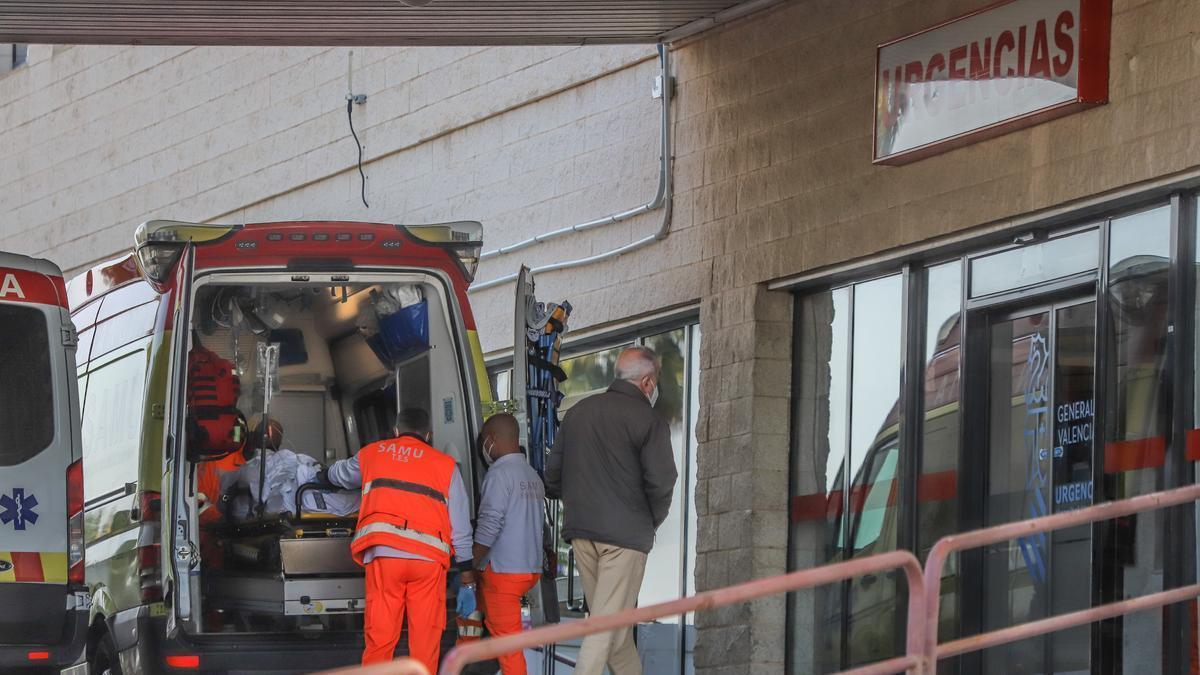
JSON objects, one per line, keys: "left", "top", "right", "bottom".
{"left": 546, "top": 346, "right": 677, "bottom": 675}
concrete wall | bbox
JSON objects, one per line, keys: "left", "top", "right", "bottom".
{"left": 2, "top": 0, "right": 1198, "bottom": 671}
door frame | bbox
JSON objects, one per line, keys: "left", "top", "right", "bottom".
{"left": 958, "top": 277, "right": 1098, "bottom": 674}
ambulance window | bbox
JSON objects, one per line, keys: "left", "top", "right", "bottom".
{"left": 0, "top": 304, "right": 54, "bottom": 466}
{"left": 96, "top": 282, "right": 158, "bottom": 321}
{"left": 71, "top": 298, "right": 102, "bottom": 330}
{"left": 81, "top": 350, "right": 146, "bottom": 503}
{"left": 90, "top": 301, "right": 157, "bottom": 361}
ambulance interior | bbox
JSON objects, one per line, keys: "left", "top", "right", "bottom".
{"left": 183, "top": 277, "right": 474, "bottom": 635}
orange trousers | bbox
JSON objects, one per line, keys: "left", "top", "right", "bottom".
{"left": 363, "top": 557, "right": 447, "bottom": 671}
{"left": 479, "top": 566, "right": 540, "bottom": 675}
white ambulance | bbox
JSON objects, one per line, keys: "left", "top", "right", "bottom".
{"left": 0, "top": 253, "right": 87, "bottom": 671}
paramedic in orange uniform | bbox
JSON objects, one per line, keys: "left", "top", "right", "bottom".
{"left": 323, "top": 408, "right": 476, "bottom": 671}
{"left": 473, "top": 414, "right": 545, "bottom": 675}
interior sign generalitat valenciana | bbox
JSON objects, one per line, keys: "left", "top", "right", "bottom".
{"left": 874, "top": 0, "right": 1111, "bottom": 165}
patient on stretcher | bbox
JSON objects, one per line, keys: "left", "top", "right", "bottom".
{"left": 218, "top": 415, "right": 360, "bottom": 522}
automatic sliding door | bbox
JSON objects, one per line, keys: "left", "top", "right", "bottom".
{"left": 979, "top": 300, "right": 1095, "bottom": 675}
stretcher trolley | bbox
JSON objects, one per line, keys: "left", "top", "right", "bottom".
{"left": 204, "top": 483, "right": 365, "bottom": 618}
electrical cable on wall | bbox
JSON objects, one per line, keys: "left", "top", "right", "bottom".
{"left": 346, "top": 50, "right": 369, "bottom": 208}
{"left": 346, "top": 98, "right": 369, "bottom": 208}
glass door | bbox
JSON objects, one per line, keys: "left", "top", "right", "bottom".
{"left": 975, "top": 298, "right": 1096, "bottom": 675}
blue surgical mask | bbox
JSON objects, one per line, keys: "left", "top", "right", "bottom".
{"left": 649, "top": 383, "right": 660, "bottom": 407}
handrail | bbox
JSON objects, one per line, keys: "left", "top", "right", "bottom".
{"left": 318, "top": 484, "right": 1200, "bottom": 675}
{"left": 439, "top": 549, "right": 927, "bottom": 675}
{"left": 922, "top": 482, "right": 1200, "bottom": 665}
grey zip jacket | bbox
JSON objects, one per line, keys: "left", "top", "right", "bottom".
{"left": 546, "top": 379, "right": 678, "bottom": 553}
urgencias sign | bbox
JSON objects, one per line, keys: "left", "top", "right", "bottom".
{"left": 874, "top": 0, "right": 1111, "bottom": 165}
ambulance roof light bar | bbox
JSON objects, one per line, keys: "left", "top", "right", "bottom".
{"left": 134, "top": 220, "right": 238, "bottom": 287}
{"left": 402, "top": 220, "right": 483, "bottom": 282}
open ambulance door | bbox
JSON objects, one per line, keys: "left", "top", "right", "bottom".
{"left": 512, "top": 267, "right": 532, "bottom": 451}
{"left": 162, "top": 244, "right": 196, "bottom": 637}
{"left": 512, "top": 266, "right": 566, "bottom": 656}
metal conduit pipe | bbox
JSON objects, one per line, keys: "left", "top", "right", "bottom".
{"left": 470, "top": 42, "right": 673, "bottom": 292}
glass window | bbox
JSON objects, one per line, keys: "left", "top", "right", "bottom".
{"left": 1104, "top": 204, "right": 1171, "bottom": 674}
{"left": 845, "top": 274, "right": 904, "bottom": 669}
{"left": 71, "top": 298, "right": 103, "bottom": 330}
{"left": 970, "top": 229, "right": 1100, "bottom": 298}
{"left": 492, "top": 369, "right": 511, "bottom": 402}
{"left": 97, "top": 282, "right": 158, "bottom": 321}
{"left": 81, "top": 350, "right": 147, "bottom": 503}
{"left": 789, "top": 287, "right": 849, "bottom": 674}
{"left": 0, "top": 304, "right": 55, "bottom": 466}
{"left": 90, "top": 301, "right": 158, "bottom": 361}
{"left": 685, "top": 324, "right": 701, "bottom": 599}
{"left": 558, "top": 343, "right": 631, "bottom": 412}
{"left": 790, "top": 275, "right": 904, "bottom": 672}
{"left": 640, "top": 327, "right": 688, "bottom": 608}
{"left": 75, "top": 326, "right": 95, "bottom": 369}
{"left": 918, "top": 262, "right": 964, "bottom": 649}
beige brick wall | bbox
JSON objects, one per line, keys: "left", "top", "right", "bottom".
{"left": 0, "top": 43, "right": 697, "bottom": 354}
{"left": 673, "top": 0, "right": 1200, "bottom": 671}
{"left": 2, "top": 0, "right": 1198, "bottom": 670}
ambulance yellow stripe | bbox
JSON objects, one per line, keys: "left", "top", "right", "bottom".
{"left": 468, "top": 330, "right": 493, "bottom": 404}
{"left": 40, "top": 552, "right": 68, "bottom": 583}
{"left": 0, "top": 552, "right": 15, "bottom": 582}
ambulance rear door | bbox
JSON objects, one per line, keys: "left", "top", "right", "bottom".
{"left": 0, "top": 252, "right": 86, "bottom": 664}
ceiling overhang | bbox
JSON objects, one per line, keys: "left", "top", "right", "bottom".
{"left": 0, "top": 0, "right": 784, "bottom": 46}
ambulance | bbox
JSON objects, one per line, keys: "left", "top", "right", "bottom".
{"left": 70, "top": 220, "right": 492, "bottom": 674}
{"left": 0, "top": 253, "right": 88, "bottom": 671}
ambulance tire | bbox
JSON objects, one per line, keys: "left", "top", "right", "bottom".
{"left": 89, "top": 632, "right": 122, "bottom": 675}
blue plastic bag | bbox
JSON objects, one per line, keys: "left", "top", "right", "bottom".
{"left": 366, "top": 300, "right": 430, "bottom": 366}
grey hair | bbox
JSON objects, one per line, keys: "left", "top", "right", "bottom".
{"left": 615, "top": 346, "right": 660, "bottom": 382}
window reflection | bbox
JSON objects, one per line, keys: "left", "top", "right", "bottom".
{"left": 919, "top": 262, "right": 963, "bottom": 650}
{"left": 1103, "top": 205, "right": 1171, "bottom": 674}
{"left": 789, "top": 287, "right": 848, "bottom": 674}
{"left": 970, "top": 229, "right": 1099, "bottom": 298}
{"left": 790, "top": 275, "right": 904, "bottom": 673}
{"left": 846, "top": 275, "right": 904, "bottom": 669}
{"left": 541, "top": 328, "right": 700, "bottom": 674}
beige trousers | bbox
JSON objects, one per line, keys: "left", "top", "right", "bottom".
{"left": 571, "top": 538, "right": 648, "bottom": 675}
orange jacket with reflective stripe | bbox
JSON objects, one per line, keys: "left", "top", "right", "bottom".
{"left": 350, "top": 435, "right": 456, "bottom": 567}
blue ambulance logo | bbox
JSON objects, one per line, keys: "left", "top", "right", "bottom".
{"left": 0, "top": 488, "right": 38, "bottom": 531}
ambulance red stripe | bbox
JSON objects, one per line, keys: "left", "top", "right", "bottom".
{"left": 0, "top": 266, "right": 68, "bottom": 309}
{"left": 10, "top": 552, "right": 46, "bottom": 582}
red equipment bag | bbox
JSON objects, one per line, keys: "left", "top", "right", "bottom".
{"left": 187, "top": 346, "right": 246, "bottom": 459}
{"left": 189, "top": 410, "right": 248, "bottom": 458}
{"left": 188, "top": 346, "right": 241, "bottom": 409}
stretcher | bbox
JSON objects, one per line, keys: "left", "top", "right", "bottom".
{"left": 204, "top": 483, "right": 366, "bottom": 616}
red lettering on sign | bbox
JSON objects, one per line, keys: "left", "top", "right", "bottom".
{"left": 874, "top": 0, "right": 1109, "bottom": 164}
{"left": 1053, "top": 11, "right": 1076, "bottom": 77}
{"left": 924, "top": 53, "right": 946, "bottom": 115}
{"left": 1029, "top": 19, "right": 1051, "bottom": 78}
{"left": 996, "top": 29, "right": 1017, "bottom": 76}
{"left": 1017, "top": 24, "right": 1028, "bottom": 78}
{"left": 904, "top": 60, "right": 924, "bottom": 84}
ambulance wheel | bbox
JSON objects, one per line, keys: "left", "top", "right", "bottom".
{"left": 89, "top": 633, "right": 122, "bottom": 675}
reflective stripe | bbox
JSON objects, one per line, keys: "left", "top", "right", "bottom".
{"left": 362, "top": 478, "right": 447, "bottom": 503}
{"left": 354, "top": 522, "right": 452, "bottom": 555}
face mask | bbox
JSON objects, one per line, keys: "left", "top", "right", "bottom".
{"left": 648, "top": 383, "right": 660, "bottom": 407}
{"left": 481, "top": 437, "right": 496, "bottom": 466}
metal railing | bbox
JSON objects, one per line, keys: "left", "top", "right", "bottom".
{"left": 323, "top": 483, "right": 1200, "bottom": 675}
{"left": 440, "top": 549, "right": 927, "bottom": 675}
{"left": 923, "top": 482, "right": 1200, "bottom": 666}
